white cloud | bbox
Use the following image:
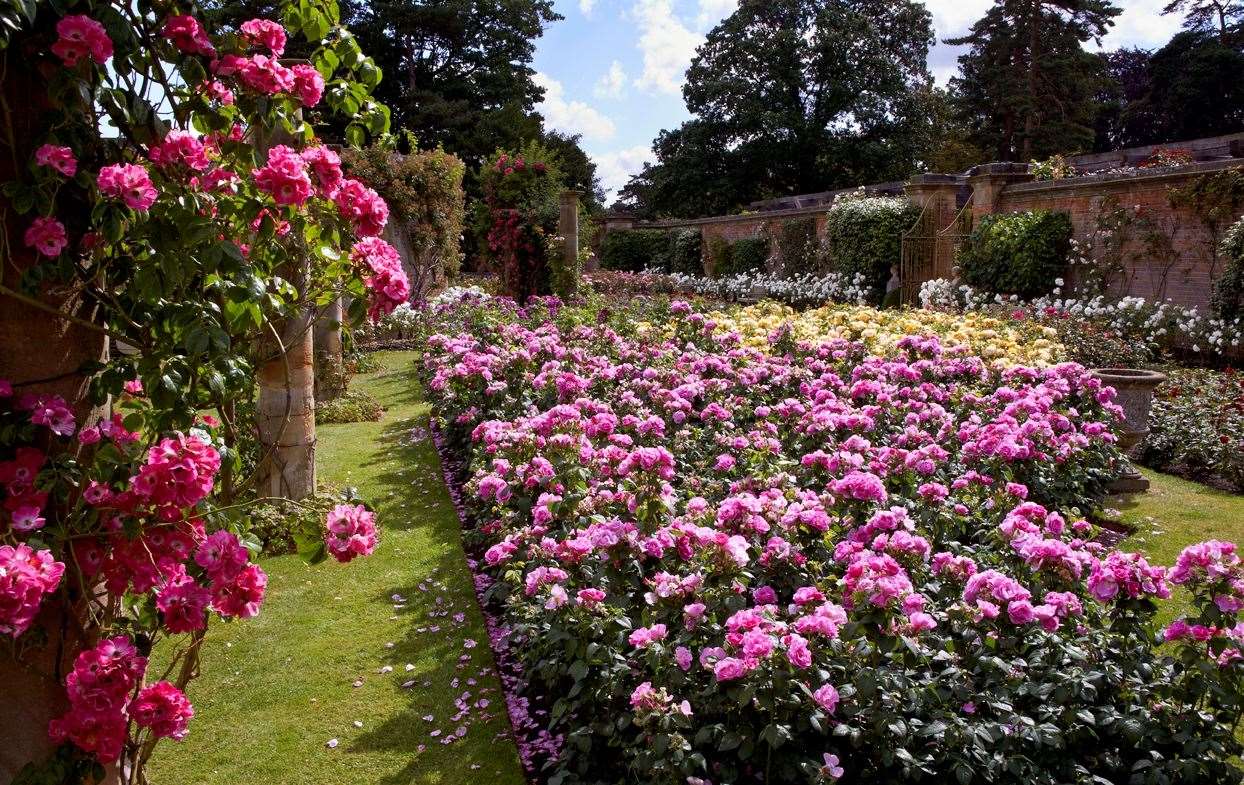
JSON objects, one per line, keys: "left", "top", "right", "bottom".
{"left": 595, "top": 60, "right": 629, "bottom": 99}
{"left": 631, "top": 0, "right": 705, "bottom": 96}
{"left": 696, "top": 0, "right": 738, "bottom": 29}
{"left": 594, "top": 144, "right": 654, "bottom": 199}
{"left": 579, "top": 0, "right": 597, "bottom": 17}
{"left": 534, "top": 72, "right": 617, "bottom": 142}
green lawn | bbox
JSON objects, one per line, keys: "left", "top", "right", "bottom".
{"left": 1116, "top": 469, "right": 1244, "bottom": 623}
{"left": 148, "top": 351, "right": 526, "bottom": 785}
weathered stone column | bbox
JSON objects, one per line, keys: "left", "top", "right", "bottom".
{"left": 557, "top": 190, "right": 582, "bottom": 296}
{"left": 255, "top": 102, "right": 316, "bottom": 501}
{"left": 313, "top": 297, "right": 345, "bottom": 402}
{"left": 967, "top": 163, "right": 1034, "bottom": 221}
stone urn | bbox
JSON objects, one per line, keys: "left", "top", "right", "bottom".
{"left": 1091, "top": 368, "right": 1168, "bottom": 493}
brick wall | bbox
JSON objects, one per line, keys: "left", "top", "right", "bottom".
{"left": 993, "top": 162, "right": 1244, "bottom": 310}
{"left": 608, "top": 158, "right": 1244, "bottom": 311}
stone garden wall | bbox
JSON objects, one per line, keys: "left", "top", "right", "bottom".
{"left": 605, "top": 133, "right": 1244, "bottom": 310}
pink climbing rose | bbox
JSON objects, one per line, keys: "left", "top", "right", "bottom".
{"left": 254, "top": 145, "right": 314, "bottom": 206}
{"left": 98, "top": 163, "right": 159, "bottom": 211}
{"left": 24, "top": 216, "right": 68, "bottom": 257}
{"left": 0, "top": 544, "right": 65, "bottom": 637}
{"left": 35, "top": 144, "right": 77, "bottom": 176}
{"left": 324, "top": 504, "right": 380, "bottom": 563}
{"left": 131, "top": 681, "right": 194, "bottom": 741}
{"left": 51, "top": 15, "right": 113, "bottom": 66}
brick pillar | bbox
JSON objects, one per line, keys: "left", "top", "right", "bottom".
{"left": 967, "top": 163, "right": 1034, "bottom": 221}
{"left": 0, "top": 45, "right": 109, "bottom": 783}
{"left": 905, "top": 174, "right": 960, "bottom": 230}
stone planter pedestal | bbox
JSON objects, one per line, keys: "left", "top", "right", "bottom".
{"left": 1091, "top": 368, "right": 1167, "bottom": 493}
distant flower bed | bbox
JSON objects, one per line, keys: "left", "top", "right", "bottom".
{"left": 1140, "top": 368, "right": 1244, "bottom": 492}
{"left": 586, "top": 268, "right": 874, "bottom": 308}
{"left": 422, "top": 297, "right": 1244, "bottom": 785}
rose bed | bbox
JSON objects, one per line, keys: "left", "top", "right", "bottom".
{"left": 422, "top": 295, "right": 1244, "bottom": 785}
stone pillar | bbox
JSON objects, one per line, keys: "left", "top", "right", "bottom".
{"left": 558, "top": 190, "right": 582, "bottom": 296}
{"left": 313, "top": 297, "right": 345, "bottom": 403}
{"left": 255, "top": 105, "right": 316, "bottom": 501}
{"left": 256, "top": 273, "right": 317, "bottom": 500}
{"left": 967, "top": 163, "right": 1034, "bottom": 222}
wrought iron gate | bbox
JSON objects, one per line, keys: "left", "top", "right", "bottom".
{"left": 900, "top": 195, "right": 974, "bottom": 305}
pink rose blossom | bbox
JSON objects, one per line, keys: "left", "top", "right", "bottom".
{"left": 24, "top": 217, "right": 68, "bottom": 257}
{"left": 162, "top": 14, "right": 215, "bottom": 57}
{"left": 325, "top": 504, "right": 379, "bottom": 563}
{"left": 130, "top": 681, "right": 194, "bottom": 740}
{"left": 98, "top": 163, "right": 158, "bottom": 210}
{"left": 35, "top": 144, "right": 77, "bottom": 176}
{"left": 239, "top": 19, "right": 287, "bottom": 56}
{"left": 52, "top": 15, "right": 113, "bottom": 66}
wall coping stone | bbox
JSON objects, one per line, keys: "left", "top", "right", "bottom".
{"left": 1002, "top": 158, "right": 1243, "bottom": 195}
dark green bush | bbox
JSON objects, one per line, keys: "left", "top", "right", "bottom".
{"left": 713, "top": 237, "right": 769, "bottom": 278}
{"left": 958, "top": 210, "right": 1073, "bottom": 299}
{"left": 775, "top": 216, "right": 819, "bottom": 273}
{"left": 667, "top": 228, "right": 704, "bottom": 275}
{"left": 599, "top": 229, "right": 673, "bottom": 272}
{"left": 248, "top": 494, "right": 340, "bottom": 555}
{"left": 706, "top": 235, "right": 731, "bottom": 277}
{"left": 823, "top": 196, "right": 921, "bottom": 301}
{"left": 1212, "top": 216, "right": 1244, "bottom": 320}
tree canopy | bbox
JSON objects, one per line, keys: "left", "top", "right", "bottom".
{"left": 620, "top": 0, "right": 933, "bottom": 218}
{"left": 948, "top": 0, "right": 1122, "bottom": 161}
{"left": 337, "top": 0, "right": 560, "bottom": 169}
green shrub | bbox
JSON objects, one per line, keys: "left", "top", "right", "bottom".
{"left": 775, "top": 216, "right": 818, "bottom": 273}
{"left": 315, "top": 389, "right": 385, "bottom": 424}
{"left": 667, "top": 228, "right": 704, "bottom": 275}
{"left": 958, "top": 210, "right": 1073, "bottom": 299}
{"left": 730, "top": 237, "right": 769, "bottom": 275}
{"left": 599, "top": 229, "right": 672, "bottom": 272}
{"left": 823, "top": 196, "right": 920, "bottom": 301}
{"left": 707, "top": 235, "right": 731, "bottom": 277}
{"left": 248, "top": 494, "right": 340, "bottom": 555}
{"left": 343, "top": 140, "right": 466, "bottom": 294}
{"left": 1212, "top": 216, "right": 1244, "bottom": 320}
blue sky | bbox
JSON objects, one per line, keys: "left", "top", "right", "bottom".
{"left": 529, "top": 0, "right": 1186, "bottom": 199}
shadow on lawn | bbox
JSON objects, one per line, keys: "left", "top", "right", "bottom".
{"left": 341, "top": 357, "right": 524, "bottom": 784}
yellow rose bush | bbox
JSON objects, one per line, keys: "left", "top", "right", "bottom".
{"left": 709, "top": 302, "right": 1064, "bottom": 365}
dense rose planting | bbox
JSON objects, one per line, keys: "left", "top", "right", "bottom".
{"left": 423, "top": 296, "right": 1244, "bottom": 784}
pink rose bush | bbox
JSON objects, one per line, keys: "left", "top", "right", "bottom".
{"left": 422, "top": 296, "right": 1244, "bottom": 784}
{"left": 1, "top": 5, "right": 392, "bottom": 778}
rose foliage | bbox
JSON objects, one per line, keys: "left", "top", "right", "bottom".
{"left": 0, "top": 2, "right": 390, "bottom": 781}
{"left": 423, "top": 296, "right": 1244, "bottom": 785}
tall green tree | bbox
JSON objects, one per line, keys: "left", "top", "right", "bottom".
{"left": 1128, "top": 30, "right": 1244, "bottom": 143}
{"left": 1163, "top": 0, "right": 1243, "bottom": 40}
{"left": 622, "top": 0, "right": 933, "bottom": 218}
{"left": 336, "top": 0, "right": 560, "bottom": 169}
{"left": 949, "top": 0, "right": 1121, "bottom": 161}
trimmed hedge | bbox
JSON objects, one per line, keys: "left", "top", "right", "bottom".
{"left": 823, "top": 197, "right": 920, "bottom": 301}
{"left": 1213, "top": 216, "right": 1244, "bottom": 320}
{"left": 599, "top": 229, "right": 672, "bottom": 272}
{"left": 958, "top": 210, "right": 1073, "bottom": 299}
